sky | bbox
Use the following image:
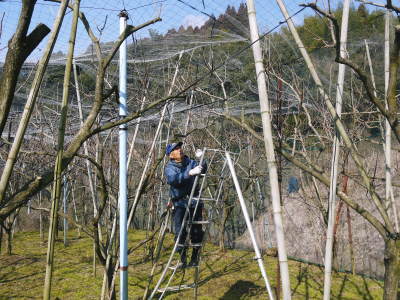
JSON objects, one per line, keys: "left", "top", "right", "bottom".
{"left": 0, "top": 0, "right": 365, "bottom": 63}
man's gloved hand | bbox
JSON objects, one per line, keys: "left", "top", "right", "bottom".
{"left": 189, "top": 165, "right": 203, "bottom": 176}
{"left": 195, "top": 149, "right": 203, "bottom": 159}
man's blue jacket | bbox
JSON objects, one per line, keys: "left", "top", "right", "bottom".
{"left": 165, "top": 155, "right": 202, "bottom": 208}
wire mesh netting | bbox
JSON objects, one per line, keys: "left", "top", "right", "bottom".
{"left": 0, "top": 0, "right": 394, "bottom": 287}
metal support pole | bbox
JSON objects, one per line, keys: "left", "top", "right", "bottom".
{"left": 226, "top": 152, "right": 274, "bottom": 300}
{"left": 118, "top": 10, "right": 128, "bottom": 300}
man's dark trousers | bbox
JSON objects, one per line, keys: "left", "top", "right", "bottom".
{"left": 173, "top": 202, "right": 203, "bottom": 247}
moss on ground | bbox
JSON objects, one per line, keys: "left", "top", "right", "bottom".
{"left": 0, "top": 230, "right": 383, "bottom": 299}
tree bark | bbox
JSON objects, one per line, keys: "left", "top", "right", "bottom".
{"left": 0, "top": 0, "right": 50, "bottom": 136}
{"left": 5, "top": 226, "right": 12, "bottom": 255}
{"left": 219, "top": 193, "right": 232, "bottom": 252}
{"left": 383, "top": 239, "right": 400, "bottom": 300}
{"left": 0, "top": 222, "right": 2, "bottom": 254}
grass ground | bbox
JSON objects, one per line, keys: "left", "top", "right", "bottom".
{"left": 0, "top": 230, "right": 383, "bottom": 299}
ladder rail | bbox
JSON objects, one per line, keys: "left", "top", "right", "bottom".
{"left": 143, "top": 209, "right": 171, "bottom": 299}
{"left": 226, "top": 152, "right": 275, "bottom": 300}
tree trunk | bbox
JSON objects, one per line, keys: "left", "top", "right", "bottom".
{"left": 383, "top": 239, "right": 400, "bottom": 300}
{"left": 107, "top": 261, "right": 116, "bottom": 300}
{"left": 5, "top": 227, "right": 12, "bottom": 255}
{"left": 0, "top": 0, "right": 50, "bottom": 136}
{"left": 219, "top": 202, "right": 232, "bottom": 252}
{"left": 0, "top": 224, "right": 2, "bottom": 254}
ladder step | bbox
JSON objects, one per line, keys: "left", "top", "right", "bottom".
{"left": 168, "top": 263, "right": 200, "bottom": 270}
{"left": 193, "top": 197, "right": 217, "bottom": 201}
{"left": 190, "top": 220, "right": 210, "bottom": 225}
{"left": 177, "top": 243, "right": 203, "bottom": 248}
{"left": 157, "top": 283, "right": 195, "bottom": 293}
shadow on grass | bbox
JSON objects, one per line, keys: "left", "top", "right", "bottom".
{"left": 220, "top": 280, "right": 261, "bottom": 300}
{"left": 198, "top": 252, "right": 251, "bottom": 286}
{"left": 345, "top": 276, "right": 375, "bottom": 300}
{"left": 148, "top": 252, "right": 254, "bottom": 298}
{"left": 0, "top": 269, "right": 45, "bottom": 285}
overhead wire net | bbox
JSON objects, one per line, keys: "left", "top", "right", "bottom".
{"left": 0, "top": 0, "right": 389, "bottom": 279}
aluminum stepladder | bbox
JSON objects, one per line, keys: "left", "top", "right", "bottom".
{"left": 148, "top": 148, "right": 230, "bottom": 299}
{"left": 148, "top": 149, "right": 274, "bottom": 300}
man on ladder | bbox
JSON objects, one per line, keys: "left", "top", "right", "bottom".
{"left": 165, "top": 142, "right": 206, "bottom": 268}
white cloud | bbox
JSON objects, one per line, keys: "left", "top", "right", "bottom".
{"left": 182, "top": 15, "right": 208, "bottom": 29}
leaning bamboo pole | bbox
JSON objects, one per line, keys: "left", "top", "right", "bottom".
{"left": 126, "top": 82, "right": 149, "bottom": 169}
{"left": 323, "top": 1, "right": 350, "bottom": 299}
{"left": 43, "top": 1, "right": 79, "bottom": 298}
{"left": 72, "top": 59, "right": 99, "bottom": 276}
{"left": 0, "top": 0, "right": 69, "bottom": 204}
{"left": 126, "top": 51, "right": 183, "bottom": 229}
{"left": 246, "top": 1, "right": 291, "bottom": 299}
{"left": 62, "top": 175, "right": 69, "bottom": 247}
{"left": 365, "top": 41, "right": 377, "bottom": 95}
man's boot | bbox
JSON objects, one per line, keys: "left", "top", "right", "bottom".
{"left": 188, "top": 247, "right": 200, "bottom": 267}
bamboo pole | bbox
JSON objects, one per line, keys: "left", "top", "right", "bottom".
{"left": 365, "top": 41, "right": 377, "bottom": 95}
{"left": 43, "top": 1, "right": 79, "bottom": 298}
{"left": 39, "top": 192, "right": 43, "bottom": 241}
{"left": 246, "top": 1, "right": 291, "bottom": 298}
{"left": 72, "top": 59, "right": 99, "bottom": 276}
{"left": 0, "top": 0, "right": 69, "bottom": 204}
{"left": 73, "top": 59, "right": 98, "bottom": 217}
{"left": 323, "top": 1, "right": 350, "bottom": 299}
{"left": 71, "top": 184, "right": 81, "bottom": 238}
{"left": 384, "top": 10, "right": 399, "bottom": 231}
{"left": 63, "top": 175, "right": 69, "bottom": 247}
{"left": 126, "top": 52, "right": 183, "bottom": 229}
{"left": 126, "top": 82, "right": 148, "bottom": 169}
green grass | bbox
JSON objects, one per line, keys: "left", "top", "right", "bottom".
{"left": 0, "top": 230, "right": 383, "bottom": 299}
